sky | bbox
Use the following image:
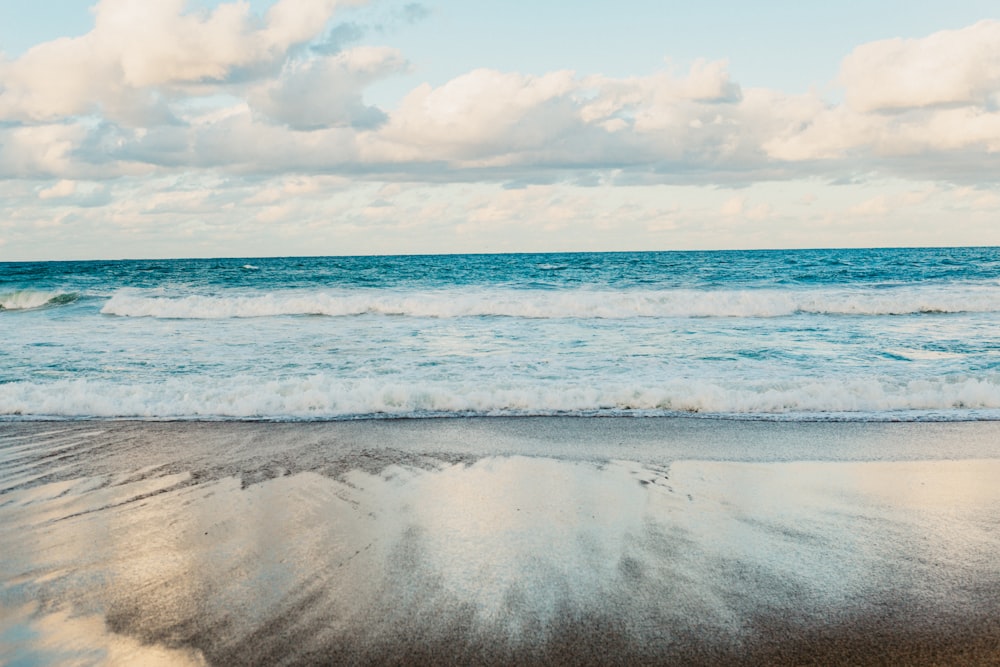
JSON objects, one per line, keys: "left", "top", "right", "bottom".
{"left": 1, "top": 0, "right": 999, "bottom": 260}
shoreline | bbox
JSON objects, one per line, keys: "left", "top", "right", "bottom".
{"left": 3, "top": 417, "right": 999, "bottom": 665}
{"left": 5, "top": 408, "right": 1000, "bottom": 427}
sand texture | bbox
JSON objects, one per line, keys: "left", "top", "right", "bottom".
{"left": 2, "top": 418, "right": 999, "bottom": 665}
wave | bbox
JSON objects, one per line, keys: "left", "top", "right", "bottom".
{"left": 0, "top": 290, "right": 79, "bottom": 311}
{"left": 99, "top": 285, "right": 1000, "bottom": 320}
{"left": 3, "top": 374, "right": 1000, "bottom": 420}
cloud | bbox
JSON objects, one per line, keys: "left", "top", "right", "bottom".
{"left": 370, "top": 69, "right": 580, "bottom": 162}
{"left": 759, "top": 21, "right": 1000, "bottom": 171}
{"left": 250, "top": 47, "right": 406, "bottom": 130}
{"left": 720, "top": 195, "right": 745, "bottom": 217}
{"left": 840, "top": 20, "right": 1000, "bottom": 112}
{"left": 116, "top": 109, "right": 363, "bottom": 171}
{"left": 37, "top": 180, "right": 112, "bottom": 207}
{"left": 312, "top": 2, "right": 430, "bottom": 55}
{"left": 313, "top": 22, "right": 367, "bottom": 54}
{"left": 37, "top": 180, "right": 77, "bottom": 200}
{"left": 719, "top": 195, "right": 770, "bottom": 220}
{"left": 400, "top": 3, "right": 431, "bottom": 24}
{"left": 362, "top": 59, "right": 757, "bottom": 176}
{"left": 0, "top": 0, "right": 349, "bottom": 125}
{"left": 262, "top": 0, "right": 351, "bottom": 51}
{"left": 578, "top": 59, "right": 742, "bottom": 130}
{"left": 0, "top": 123, "right": 94, "bottom": 178}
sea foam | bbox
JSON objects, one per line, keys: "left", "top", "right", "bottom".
{"left": 99, "top": 285, "right": 1000, "bottom": 320}
{"left": 4, "top": 374, "right": 1000, "bottom": 420}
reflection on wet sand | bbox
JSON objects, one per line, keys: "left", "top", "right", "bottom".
{"left": 2, "top": 421, "right": 999, "bottom": 665}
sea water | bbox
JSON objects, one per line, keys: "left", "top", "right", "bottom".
{"left": 2, "top": 247, "right": 999, "bottom": 421}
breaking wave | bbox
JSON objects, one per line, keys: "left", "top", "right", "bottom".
{"left": 0, "top": 290, "right": 79, "bottom": 311}
{"left": 99, "top": 285, "right": 1000, "bottom": 320}
{"left": 3, "top": 374, "right": 1000, "bottom": 420}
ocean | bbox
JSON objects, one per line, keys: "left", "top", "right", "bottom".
{"left": 2, "top": 246, "right": 999, "bottom": 421}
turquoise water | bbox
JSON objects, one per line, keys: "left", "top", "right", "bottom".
{"left": 3, "top": 247, "right": 1000, "bottom": 420}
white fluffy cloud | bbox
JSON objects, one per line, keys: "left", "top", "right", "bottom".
{"left": 0, "top": 0, "right": 350, "bottom": 125}
{"left": 361, "top": 60, "right": 756, "bottom": 174}
{"left": 760, "top": 20, "right": 1000, "bottom": 168}
{"left": 0, "top": 123, "right": 95, "bottom": 178}
{"left": 840, "top": 20, "right": 1000, "bottom": 112}
{"left": 370, "top": 69, "right": 580, "bottom": 163}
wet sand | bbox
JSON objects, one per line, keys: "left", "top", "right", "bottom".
{"left": 2, "top": 418, "right": 999, "bottom": 665}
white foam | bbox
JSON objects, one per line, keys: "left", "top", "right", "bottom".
{"left": 3, "top": 374, "right": 999, "bottom": 420}
{"left": 99, "top": 285, "right": 1000, "bottom": 320}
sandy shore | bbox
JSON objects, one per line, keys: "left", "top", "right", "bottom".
{"left": 2, "top": 418, "right": 999, "bottom": 665}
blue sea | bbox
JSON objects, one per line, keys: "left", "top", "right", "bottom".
{"left": 2, "top": 247, "right": 1000, "bottom": 421}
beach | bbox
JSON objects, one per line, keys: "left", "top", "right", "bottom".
{"left": 5, "top": 0, "right": 1000, "bottom": 660}
{"left": 2, "top": 418, "right": 998, "bottom": 665}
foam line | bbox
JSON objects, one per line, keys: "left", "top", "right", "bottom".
{"left": 99, "top": 285, "right": 1000, "bottom": 320}
{"left": 3, "top": 375, "right": 999, "bottom": 420}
